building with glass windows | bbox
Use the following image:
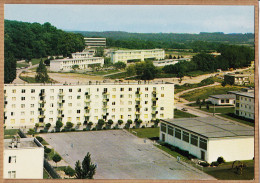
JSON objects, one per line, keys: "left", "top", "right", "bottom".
{"left": 4, "top": 137, "right": 44, "bottom": 179}
{"left": 160, "top": 117, "right": 254, "bottom": 163}
{"left": 4, "top": 82, "right": 174, "bottom": 129}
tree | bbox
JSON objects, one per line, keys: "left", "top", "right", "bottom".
{"left": 154, "top": 119, "right": 160, "bottom": 127}
{"left": 52, "top": 154, "right": 62, "bottom": 167}
{"left": 114, "top": 61, "right": 126, "bottom": 69}
{"left": 45, "top": 147, "right": 51, "bottom": 154}
{"left": 97, "top": 119, "right": 105, "bottom": 129}
{"left": 75, "top": 152, "right": 97, "bottom": 179}
{"left": 66, "top": 122, "right": 74, "bottom": 129}
{"left": 35, "top": 60, "right": 49, "bottom": 83}
{"left": 72, "top": 65, "right": 79, "bottom": 70}
{"left": 196, "top": 98, "right": 201, "bottom": 105}
{"left": 118, "top": 120, "right": 123, "bottom": 126}
{"left": 126, "top": 65, "right": 136, "bottom": 76}
{"left": 107, "top": 119, "right": 113, "bottom": 125}
{"left": 206, "top": 104, "right": 210, "bottom": 110}
{"left": 28, "top": 128, "right": 35, "bottom": 137}
{"left": 221, "top": 81, "right": 227, "bottom": 87}
{"left": 56, "top": 121, "right": 63, "bottom": 129}
{"left": 45, "top": 123, "right": 51, "bottom": 128}
{"left": 36, "top": 136, "right": 43, "bottom": 143}
{"left": 64, "top": 166, "right": 76, "bottom": 178}
{"left": 94, "top": 47, "right": 104, "bottom": 57}
{"left": 44, "top": 59, "right": 50, "bottom": 66}
{"left": 127, "top": 119, "right": 132, "bottom": 125}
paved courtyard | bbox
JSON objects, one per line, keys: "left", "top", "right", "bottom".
{"left": 40, "top": 130, "right": 215, "bottom": 180}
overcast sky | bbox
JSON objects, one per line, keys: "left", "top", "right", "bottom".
{"left": 4, "top": 5, "right": 254, "bottom": 33}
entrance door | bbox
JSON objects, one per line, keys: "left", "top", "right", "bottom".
{"left": 162, "top": 133, "right": 165, "bottom": 142}
{"left": 201, "top": 150, "right": 205, "bottom": 161}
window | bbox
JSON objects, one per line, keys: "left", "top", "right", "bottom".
{"left": 129, "top": 88, "right": 132, "bottom": 91}
{"left": 50, "top": 96, "right": 54, "bottom": 100}
{"left": 77, "top": 110, "right": 81, "bottom": 114}
{"left": 128, "top": 108, "right": 132, "bottom": 112}
{"left": 120, "top": 115, "right": 123, "bottom": 119}
{"left": 21, "top": 104, "right": 25, "bottom": 108}
{"left": 69, "top": 89, "right": 72, "bottom": 92}
{"left": 68, "top": 110, "right": 72, "bottom": 114}
{"left": 30, "top": 111, "right": 34, "bottom": 115}
{"left": 68, "top": 103, "right": 72, "bottom": 107}
{"left": 112, "top": 102, "right": 116, "bottom": 105}
{"left": 160, "top": 113, "right": 164, "bottom": 118}
{"left": 31, "top": 104, "right": 34, "bottom": 108}
{"left": 112, "top": 108, "right": 115, "bottom": 112}
{"left": 128, "top": 101, "right": 132, "bottom": 105}
{"left": 144, "top": 108, "right": 148, "bottom": 111}
{"left": 199, "top": 138, "right": 207, "bottom": 150}
{"left": 226, "top": 99, "right": 229, "bottom": 103}
{"left": 112, "top": 115, "right": 115, "bottom": 119}
{"left": 49, "top": 118, "right": 53, "bottom": 122}
{"left": 120, "top": 101, "right": 124, "bottom": 105}
{"left": 191, "top": 134, "right": 198, "bottom": 146}
{"left": 77, "top": 117, "right": 80, "bottom": 121}
{"left": 31, "top": 97, "right": 35, "bottom": 100}
{"left": 120, "top": 88, "right": 124, "bottom": 91}
{"left": 21, "top": 97, "right": 25, "bottom": 100}
{"left": 12, "top": 89, "right": 16, "bottom": 93}
{"left": 145, "top": 94, "right": 148, "bottom": 98}
{"left": 144, "top": 114, "right": 148, "bottom": 118}
{"left": 160, "top": 107, "right": 164, "bottom": 110}
{"left": 168, "top": 126, "right": 173, "bottom": 136}
{"left": 31, "top": 89, "right": 35, "bottom": 93}
{"left": 129, "top": 94, "right": 132, "bottom": 98}
{"left": 161, "top": 94, "right": 164, "bottom": 97}
{"left": 11, "top": 119, "right": 15, "bottom": 124}
{"left": 175, "top": 128, "right": 181, "bottom": 139}
{"left": 68, "top": 96, "right": 72, "bottom": 100}
{"left": 112, "top": 88, "right": 116, "bottom": 91}
{"left": 77, "top": 96, "right": 81, "bottom": 99}
{"left": 21, "top": 111, "right": 25, "bottom": 116}
{"left": 161, "top": 123, "right": 166, "bottom": 133}
{"left": 11, "top": 104, "right": 15, "bottom": 108}
{"left": 161, "top": 87, "right": 164, "bottom": 90}
{"left": 8, "top": 171, "right": 16, "bottom": 178}
{"left": 78, "top": 88, "right": 81, "bottom": 92}
{"left": 182, "top": 131, "right": 189, "bottom": 143}
{"left": 21, "top": 89, "right": 26, "bottom": 93}
{"left": 50, "top": 103, "right": 54, "bottom": 107}
{"left": 120, "top": 95, "right": 124, "bottom": 98}
{"left": 128, "top": 115, "right": 131, "bottom": 119}
{"left": 95, "top": 109, "right": 98, "bottom": 113}
{"left": 145, "top": 87, "right": 148, "bottom": 91}
{"left": 12, "top": 97, "right": 16, "bottom": 101}
{"left": 112, "top": 95, "right": 116, "bottom": 98}
{"left": 30, "top": 118, "right": 34, "bottom": 123}
{"left": 8, "top": 156, "right": 16, "bottom": 163}
{"left": 221, "top": 99, "right": 225, "bottom": 103}
{"left": 95, "top": 95, "right": 99, "bottom": 98}
{"left": 11, "top": 112, "right": 14, "bottom": 116}
{"left": 145, "top": 101, "right": 148, "bottom": 104}
{"left": 120, "top": 108, "right": 124, "bottom": 112}
{"left": 20, "top": 119, "right": 25, "bottom": 123}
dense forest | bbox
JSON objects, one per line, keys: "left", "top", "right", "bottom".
{"left": 72, "top": 31, "right": 254, "bottom": 51}
{"left": 4, "top": 20, "right": 85, "bottom": 83}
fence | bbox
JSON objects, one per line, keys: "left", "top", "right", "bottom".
{"left": 44, "top": 159, "right": 61, "bottom": 179}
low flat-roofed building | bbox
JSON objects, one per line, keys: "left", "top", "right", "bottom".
{"left": 4, "top": 137, "right": 44, "bottom": 179}
{"left": 160, "top": 117, "right": 254, "bottom": 163}
{"left": 228, "top": 88, "right": 254, "bottom": 120}
{"left": 50, "top": 57, "right": 104, "bottom": 71}
{"left": 224, "top": 73, "right": 252, "bottom": 85}
{"left": 71, "top": 49, "right": 96, "bottom": 58}
{"left": 110, "top": 49, "right": 165, "bottom": 64}
{"left": 208, "top": 94, "right": 235, "bottom": 105}
{"left": 84, "top": 37, "right": 106, "bottom": 48}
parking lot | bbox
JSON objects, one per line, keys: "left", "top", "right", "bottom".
{"left": 40, "top": 130, "right": 215, "bottom": 180}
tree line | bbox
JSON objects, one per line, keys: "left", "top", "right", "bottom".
{"left": 4, "top": 20, "right": 85, "bottom": 83}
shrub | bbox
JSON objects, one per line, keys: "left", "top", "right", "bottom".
{"left": 45, "top": 123, "right": 51, "bottom": 128}
{"left": 56, "top": 121, "right": 63, "bottom": 129}
{"left": 36, "top": 136, "right": 43, "bottom": 142}
{"left": 141, "top": 125, "right": 145, "bottom": 128}
{"left": 39, "top": 130, "right": 44, "bottom": 133}
{"left": 51, "top": 129, "right": 55, "bottom": 133}
{"left": 217, "top": 156, "right": 225, "bottom": 164}
{"left": 107, "top": 119, "right": 113, "bottom": 125}
{"left": 92, "top": 127, "right": 96, "bottom": 131}
{"left": 61, "top": 129, "right": 66, "bottom": 132}
{"left": 211, "top": 161, "right": 219, "bottom": 167}
{"left": 102, "top": 127, "right": 107, "bottom": 130}
{"left": 88, "top": 122, "right": 93, "bottom": 126}
{"left": 66, "top": 122, "right": 74, "bottom": 129}
{"left": 151, "top": 125, "right": 155, "bottom": 128}
{"left": 44, "top": 148, "right": 51, "bottom": 154}
{"left": 71, "top": 128, "right": 76, "bottom": 131}
{"left": 132, "top": 126, "right": 135, "bottom": 129}
{"left": 83, "top": 128, "right": 87, "bottom": 131}
{"left": 199, "top": 162, "right": 210, "bottom": 167}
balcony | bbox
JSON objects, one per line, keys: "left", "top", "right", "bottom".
{"left": 84, "top": 106, "right": 90, "bottom": 110}
{"left": 85, "top": 92, "right": 90, "bottom": 96}
{"left": 151, "top": 111, "right": 158, "bottom": 115}
{"left": 38, "top": 107, "right": 46, "bottom": 111}
{"left": 152, "top": 97, "right": 158, "bottom": 101}
{"left": 38, "top": 115, "right": 45, "bottom": 118}
{"left": 135, "top": 98, "right": 141, "bottom": 101}
{"left": 102, "top": 99, "right": 109, "bottom": 103}
{"left": 38, "top": 100, "right": 46, "bottom": 104}
{"left": 135, "top": 105, "right": 141, "bottom": 108}
{"left": 84, "top": 113, "right": 90, "bottom": 117}
{"left": 135, "top": 111, "right": 140, "bottom": 115}
{"left": 102, "top": 105, "right": 109, "bottom": 109}
{"left": 39, "top": 93, "right": 45, "bottom": 97}
{"left": 152, "top": 91, "right": 157, "bottom": 95}
{"left": 152, "top": 105, "right": 158, "bottom": 108}
{"left": 102, "top": 91, "right": 109, "bottom": 95}
{"left": 58, "top": 92, "right": 64, "bottom": 96}
{"left": 58, "top": 108, "right": 64, "bottom": 111}
{"left": 135, "top": 91, "right": 142, "bottom": 95}
{"left": 85, "top": 99, "right": 91, "bottom": 103}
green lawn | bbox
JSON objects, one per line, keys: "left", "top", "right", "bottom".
{"left": 16, "top": 62, "right": 30, "bottom": 68}
{"left": 154, "top": 145, "right": 188, "bottom": 161}
{"left": 4, "top": 129, "right": 19, "bottom": 139}
{"left": 200, "top": 107, "right": 235, "bottom": 114}
{"left": 19, "top": 76, "right": 37, "bottom": 83}
{"left": 104, "top": 72, "right": 128, "bottom": 79}
{"left": 43, "top": 168, "right": 51, "bottom": 179}
{"left": 129, "top": 127, "right": 159, "bottom": 139}
{"left": 181, "top": 85, "right": 244, "bottom": 101}
{"left": 30, "top": 58, "right": 47, "bottom": 65}
{"left": 92, "top": 69, "right": 120, "bottom": 76}
{"left": 174, "top": 109, "right": 197, "bottom": 118}
{"left": 219, "top": 113, "right": 254, "bottom": 127}
{"left": 205, "top": 166, "right": 254, "bottom": 180}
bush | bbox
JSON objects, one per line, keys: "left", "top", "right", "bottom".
{"left": 151, "top": 125, "right": 155, "bottom": 128}
{"left": 83, "top": 128, "right": 87, "bottom": 131}
{"left": 92, "top": 127, "right": 96, "bottom": 131}
{"left": 44, "top": 147, "right": 51, "bottom": 154}
{"left": 39, "top": 130, "right": 44, "bottom": 133}
{"left": 61, "top": 129, "right": 66, "bottom": 132}
{"left": 141, "top": 125, "right": 145, "bottom": 128}
{"left": 132, "top": 126, "right": 135, "bottom": 129}
{"left": 199, "top": 162, "right": 210, "bottom": 167}
{"left": 45, "top": 123, "right": 51, "bottom": 128}
{"left": 211, "top": 161, "right": 219, "bottom": 167}
{"left": 102, "top": 127, "right": 107, "bottom": 130}
{"left": 217, "top": 156, "right": 225, "bottom": 164}
{"left": 36, "top": 136, "right": 43, "bottom": 142}
{"left": 71, "top": 128, "right": 76, "bottom": 131}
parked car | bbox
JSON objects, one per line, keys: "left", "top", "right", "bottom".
{"left": 181, "top": 108, "right": 188, "bottom": 111}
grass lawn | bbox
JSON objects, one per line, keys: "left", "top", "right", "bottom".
{"left": 4, "top": 129, "right": 19, "bottom": 139}
{"left": 129, "top": 127, "right": 159, "bottom": 139}
{"left": 92, "top": 69, "right": 120, "bottom": 76}
{"left": 180, "top": 85, "right": 244, "bottom": 101}
{"left": 104, "top": 72, "right": 128, "bottom": 79}
{"left": 43, "top": 168, "right": 51, "bottom": 179}
{"left": 174, "top": 109, "right": 197, "bottom": 118}
{"left": 19, "top": 76, "right": 38, "bottom": 83}
{"left": 54, "top": 166, "right": 67, "bottom": 171}
{"left": 154, "top": 145, "right": 188, "bottom": 161}
{"left": 200, "top": 107, "right": 235, "bottom": 114}
{"left": 30, "top": 58, "right": 47, "bottom": 65}
{"left": 219, "top": 113, "right": 254, "bottom": 127}
{"left": 16, "top": 62, "right": 30, "bottom": 68}
{"left": 205, "top": 166, "right": 254, "bottom": 180}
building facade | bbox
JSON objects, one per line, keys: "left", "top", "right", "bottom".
{"left": 224, "top": 74, "right": 250, "bottom": 85}
{"left": 4, "top": 137, "right": 44, "bottom": 179}
{"left": 208, "top": 94, "right": 235, "bottom": 106}
{"left": 229, "top": 88, "right": 254, "bottom": 120}
{"left": 160, "top": 117, "right": 254, "bottom": 163}
{"left": 110, "top": 49, "right": 165, "bottom": 64}
{"left": 71, "top": 49, "right": 96, "bottom": 58}
{"left": 84, "top": 37, "right": 106, "bottom": 48}
{"left": 49, "top": 57, "right": 104, "bottom": 71}
{"left": 4, "top": 82, "right": 174, "bottom": 129}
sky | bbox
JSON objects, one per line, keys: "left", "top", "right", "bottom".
{"left": 4, "top": 5, "right": 254, "bottom": 34}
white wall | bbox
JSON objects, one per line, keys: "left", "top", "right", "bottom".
{"left": 208, "top": 97, "right": 235, "bottom": 106}
{"left": 208, "top": 137, "right": 254, "bottom": 163}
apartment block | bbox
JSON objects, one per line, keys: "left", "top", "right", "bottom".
{"left": 4, "top": 137, "right": 44, "bottom": 179}
{"left": 50, "top": 57, "right": 104, "bottom": 71}
{"left": 4, "top": 82, "right": 174, "bottom": 129}
{"left": 229, "top": 88, "right": 255, "bottom": 120}
{"left": 84, "top": 37, "right": 106, "bottom": 48}
{"left": 110, "top": 49, "right": 165, "bottom": 64}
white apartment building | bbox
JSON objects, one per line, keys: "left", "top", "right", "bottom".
{"left": 229, "top": 88, "right": 255, "bottom": 120}
{"left": 50, "top": 57, "right": 104, "bottom": 72}
{"left": 71, "top": 49, "right": 96, "bottom": 58}
{"left": 208, "top": 94, "right": 235, "bottom": 106}
{"left": 4, "top": 137, "right": 44, "bottom": 179}
{"left": 110, "top": 49, "right": 165, "bottom": 64}
{"left": 84, "top": 37, "right": 106, "bottom": 48}
{"left": 4, "top": 82, "right": 174, "bottom": 129}
{"left": 160, "top": 117, "right": 254, "bottom": 163}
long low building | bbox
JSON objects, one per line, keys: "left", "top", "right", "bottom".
{"left": 4, "top": 137, "right": 44, "bottom": 179}
{"left": 4, "top": 82, "right": 174, "bottom": 129}
{"left": 50, "top": 57, "right": 104, "bottom": 71}
{"left": 110, "top": 49, "right": 165, "bottom": 64}
{"left": 208, "top": 94, "right": 235, "bottom": 106}
{"left": 160, "top": 117, "right": 254, "bottom": 163}
{"left": 84, "top": 37, "right": 106, "bottom": 48}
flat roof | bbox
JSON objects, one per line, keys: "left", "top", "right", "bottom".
{"left": 161, "top": 117, "right": 254, "bottom": 139}
{"left": 228, "top": 91, "right": 254, "bottom": 98}
{"left": 113, "top": 49, "right": 164, "bottom": 53}
{"left": 4, "top": 138, "right": 43, "bottom": 149}
{"left": 52, "top": 57, "right": 103, "bottom": 62}
{"left": 209, "top": 94, "right": 235, "bottom": 99}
